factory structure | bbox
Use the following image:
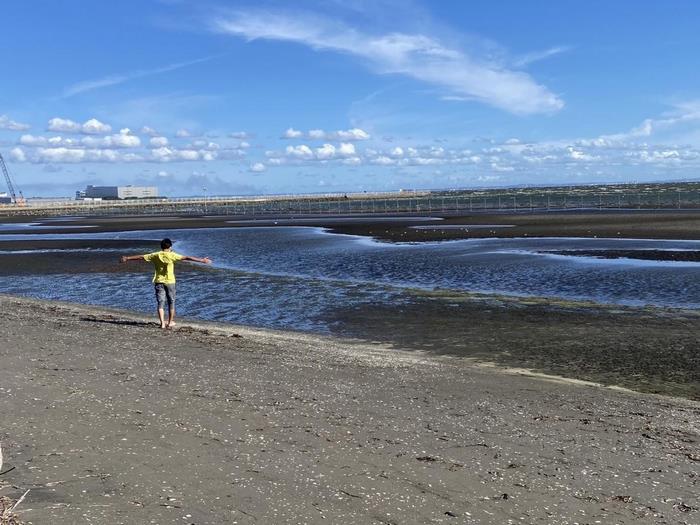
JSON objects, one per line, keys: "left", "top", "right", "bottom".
{"left": 76, "top": 185, "right": 158, "bottom": 201}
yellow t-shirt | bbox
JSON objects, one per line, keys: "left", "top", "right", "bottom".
{"left": 143, "top": 251, "right": 184, "bottom": 284}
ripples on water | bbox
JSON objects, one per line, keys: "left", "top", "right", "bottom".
{"left": 1, "top": 226, "right": 700, "bottom": 332}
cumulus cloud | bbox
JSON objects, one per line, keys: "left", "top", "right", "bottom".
{"left": 315, "top": 143, "right": 336, "bottom": 160}
{"left": 9, "top": 147, "right": 26, "bottom": 162}
{"left": 176, "top": 128, "right": 192, "bottom": 138}
{"left": 188, "top": 139, "right": 220, "bottom": 150}
{"left": 284, "top": 127, "right": 371, "bottom": 141}
{"left": 150, "top": 146, "right": 217, "bottom": 162}
{"left": 212, "top": 10, "right": 564, "bottom": 114}
{"left": 81, "top": 118, "right": 112, "bottom": 135}
{"left": 47, "top": 117, "right": 81, "bottom": 133}
{"left": 249, "top": 162, "right": 266, "bottom": 172}
{"left": 141, "top": 126, "right": 160, "bottom": 136}
{"left": 11, "top": 146, "right": 144, "bottom": 163}
{"left": 229, "top": 131, "right": 251, "bottom": 139}
{"left": 150, "top": 136, "right": 169, "bottom": 148}
{"left": 282, "top": 127, "right": 303, "bottom": 139}
{"left": 20, "top": 130, "right": 140, "bottom": 149}
{"left": 84, "top": 131, "right": 141, "bottom": 148}
{"left": 337, "top": 142, "right": 356, "bottom": 157}
{"left": 47, "top": 117, "right": 112, "bottom": 135}
{"left": 285, "top": 144, "right": 314, "bottom": 159}
{"left": 0, "top": 115, "right": 30, "bottom": 131}
{"left": 333, "top": 128, "right": 370, "bottom": 141}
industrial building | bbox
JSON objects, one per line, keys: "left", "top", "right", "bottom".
{"left": 0, "top": 192, "right": 12, "bottom": 204}
{"left": 76, "top": 185, "right": 158, "bottom": 200}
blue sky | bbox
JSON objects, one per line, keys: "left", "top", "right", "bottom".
{"left": 1, "top": 0, "right": 700, "bottom": 197}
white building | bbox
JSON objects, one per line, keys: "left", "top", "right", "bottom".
{"left": 77, "top": 185, "right": 158, "bottom": 200}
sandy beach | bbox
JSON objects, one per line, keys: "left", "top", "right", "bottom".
{"left": 0, "top": 295, "right": 698, "bottom": 524}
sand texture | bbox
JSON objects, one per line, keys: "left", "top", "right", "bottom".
{"left": 0, "top": 295, "right": 698, "bottom": 524}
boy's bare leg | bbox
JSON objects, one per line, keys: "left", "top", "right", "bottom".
{"left": 157, "top": 308, "right": 166, "bottom": 329}
{"left": 167, "top": 306, "right": 176, "bottom": 329}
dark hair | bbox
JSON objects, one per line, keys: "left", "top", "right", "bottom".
{"left": 160, "top": 238, "right": 173, "bottom": 250}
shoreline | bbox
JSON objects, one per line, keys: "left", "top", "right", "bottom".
{"left": 0, "top": 295, "right": 698, "bottom": 524}
{"left": 1, "top": 281, "right": 699, "bottom": 400}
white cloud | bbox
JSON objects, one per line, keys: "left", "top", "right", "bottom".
{"left": 567, "top": 147, "right": 598, "bottom": 162}
{"left": 213, "top": 10, "right": 564, "bottom": 114}
{"left": 81, "top": 118, "right": 112, "bottom": 135}
{"left": 249, "top": 162, "right": 266, "bottom": 172}
{"left": 19, "top": 134, "right": 48, "bottom": 147}
{"left": 333, "top": 128, "right": 370, "bottom": 141}
{"left": 141, "top": 126, "right": 159, "bottom": 136}
{"left": 22, "top": 132, "right": 139, "bottom": 150}
{"left": 0, "top": 115, "right": 30, "bottom": 131}
{"left": 150, "top": 136, "right": 169, "bottom": 148}
{"left": 285, "top": 144, "right": 314, "bottom": 159}
{"left": 176, "top": 128, "right": 192, "bottom": 138}
{"left": 9, "top": 147, "right": 26, "bottom": 162}
{"left": 229, "top": 131, "right": 250, "bottom": 139}
{"left": 150, "top": 146, "right": 217, "bottom": 162}
{"left": 491, "top": 163, "right": 515, "bottom": 172}
{"left": 47, "top": 117, "right": 81, "bottom": 133}
{"left": 513, "top": 46, "right": 571, "bottom": 68}
{"left": 285, "top": 127, "right": 371, "bottom": 141}
{"left": 371, "top": 156, "right": 395, "bottom": 165}
{"left": 283, "top": 127, "right": 303, "bottom": 139}
{"left": 337, "top": 142, "right": 356, "bottom": 157}
{"left": 315, "top": 143, "right": 336, "bottom": 160}
{"left": 80, "top": 129, "right": 140, "bottom": 148}
{"left": 15, "top": 147, "right": 144, "bottom": 163}
{"left": 47, "top": 117, "right": 112, "bottom": 135}
{"left": 188, "top": 139, "right": 221, "bottom": 151}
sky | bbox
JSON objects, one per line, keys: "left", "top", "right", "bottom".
{"left": 1, "top": 0, "right": 700, "bottom": 197}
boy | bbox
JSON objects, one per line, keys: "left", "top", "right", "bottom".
{"left": 120, "top": 238, "right": 212, "bottom": 329}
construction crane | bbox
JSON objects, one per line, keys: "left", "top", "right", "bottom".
{"left": 0, "top": 153, "right": 25, "bottom": 206}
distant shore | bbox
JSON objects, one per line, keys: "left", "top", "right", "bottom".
{"left": 5, "top": 209, "right": 700, "bottom": 244}
{"left": 0, "top": 295, "right": 698, "bottom": 524}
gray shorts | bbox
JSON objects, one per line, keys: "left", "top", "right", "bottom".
{"left": 154, "top": 283, "right": 176, "bottom": 308}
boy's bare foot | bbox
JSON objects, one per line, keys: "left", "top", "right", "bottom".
{"left": 166, "top": 321, "right": 176, "bottom": 329}
{"left": 160, "top": 323, "right": 167, "bottom": 329}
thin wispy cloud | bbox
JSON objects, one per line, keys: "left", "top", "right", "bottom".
{"left": 513, "top": 46, "right": 571, "bottom": 68}
{"left": 61, "top": 55, "right": 218, "bottom": 98}
{"left": 210, "top": 9, "right": 564, "bottom": 115}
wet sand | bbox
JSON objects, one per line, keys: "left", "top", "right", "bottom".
{"left": 0, "top": 295, "right": 698, "bottom": 524}
{"left": 328, "top": 292, "right": 700, "bottom": 400}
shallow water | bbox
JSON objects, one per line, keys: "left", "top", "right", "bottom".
{"left": 1, "top": 226, "right": 700, "bottom": 332}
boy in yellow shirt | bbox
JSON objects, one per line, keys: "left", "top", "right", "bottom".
{"left": 120, "top": 238, "right": 212, "bottom": 329}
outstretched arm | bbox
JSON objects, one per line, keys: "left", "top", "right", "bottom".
{"left": 182, "top": 255, "right": 212, "bottom": 264}
{"left": 120, "top": 255, "right": 145, "bottom": 263}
